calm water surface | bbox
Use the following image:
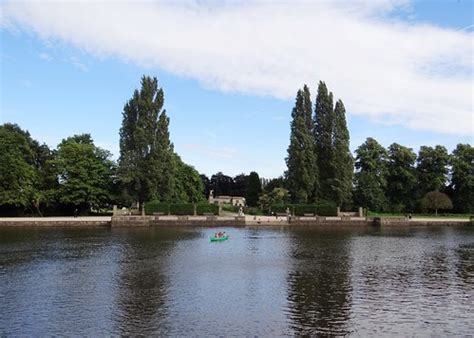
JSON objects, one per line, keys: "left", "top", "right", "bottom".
{"left": 0, "top": 226, "right": 473, "bottom": 335}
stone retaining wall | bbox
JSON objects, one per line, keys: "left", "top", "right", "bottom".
{"left": 0, "top": 220, "right": 110, "bottom": 227}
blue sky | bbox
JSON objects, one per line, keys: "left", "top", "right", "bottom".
{"left": 0, "top": 0, "right": 472, "bottom": 178}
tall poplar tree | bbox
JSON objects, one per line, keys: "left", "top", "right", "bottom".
{"left": 118, "top": 76, "right": 174, "bottom": 212}
{"left": 313, "top": 81, "right": 334, "bottom": 201}
{"left": 286, "top": 86, "right": 317, "bottom": 203}
{"left": 332, "top": 100, "right": 353, "bottom": 209}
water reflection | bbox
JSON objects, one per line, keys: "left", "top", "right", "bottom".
{"left": 112, "top": 228, "right": 198, "bottom": 335}
{"left": 286, "top": 228, "right": 353, "bottom": 335}
{"left": 1, "top": 226, "right": 473, "bottom": 336}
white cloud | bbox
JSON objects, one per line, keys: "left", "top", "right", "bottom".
{"left": 1, "top": 0, "right": 472, "bottom": 135}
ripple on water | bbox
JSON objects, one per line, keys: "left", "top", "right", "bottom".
{"left": 0, "top": 226, "right": 473, "bottom": 335}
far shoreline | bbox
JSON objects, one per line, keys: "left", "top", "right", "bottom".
{"left": 0, "top": 215, "right": 471, "bottom": 228}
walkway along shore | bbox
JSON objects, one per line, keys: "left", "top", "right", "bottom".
{"left": 0, "top": 215, "right": 471, "bottom": 227}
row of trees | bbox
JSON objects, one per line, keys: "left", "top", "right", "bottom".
{"left": 0, "top": 77, "right": 206, "bottom": 215}
{"left": 284, "top": 81, "right": 472, "bottom": 214}
{"left": 353, "top": 138, "right": 473, "bottom": 213}
{"left": 286, "top": 82, "right": 352, "bottom": 208}
{"left": 1, "top": 75, "right": 471, "bottom": 215}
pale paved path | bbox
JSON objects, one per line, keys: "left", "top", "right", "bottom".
{"left": 0, "top": 216, "right": 112, "bottom": 222}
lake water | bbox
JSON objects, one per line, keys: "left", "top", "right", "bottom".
{"left": 0, "top": 226, "right": 473, "bottom": 335}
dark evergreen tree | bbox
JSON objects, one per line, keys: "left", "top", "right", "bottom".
{"left": 386, "top": 143, "right": 417, "bottom": 212}
{"left": 246, "top": 171, "right": 262, "bottom": 207}
{"left": 118, "top": 76, "right": 173, "bottom": 212}
{"left": 416, "top": 145, "right": 449, "bottom": 197}
{"left": 210, "top": 172, "right": 234, "bottom": 196}
{"left": 286, "top": 86, "right": 317, "bottom": 203}
{"left": 313, "top": 81, "right": 334, "bottom": 201}
{"left": 449, "top": 144, "right": 474, "bottom": 213}
{"left": 353, "top": 138, "right": 388, "bottom": 211}
{"left": 232, "top": 174, "right": 248, "bottom": 197}
{"left": 332, "top": 100, "right": 353, "bottom": 209}
{"left": 200, "top": 174, "right": 212, "bottom": 199}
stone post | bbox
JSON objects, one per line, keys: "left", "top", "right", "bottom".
{"left": 358, "top": 207, "right": 363, "bottom": 218}
{"left": 337, "top": 207, "right": 341, "bottom": 216}
{"left": 113, "top": 205, "right": 117, "bottom": 216}
{"left": 193, "top": 204, "right": 197, "bottom": 216}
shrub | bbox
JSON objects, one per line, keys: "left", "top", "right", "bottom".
{"left": 294, "top": 204, "right": 318, "bottom": 216}
{"left": 145, "top": 201, "right": 170, "bottom": 215}
{"left": 169, "top": 203, "right": 194, "bottom": 215}
{"left": 196, "top": 203, "right": 219, "bottom": 215}
{"left": 245, "top": 207, "right": 265, "bottom": 216}
{"left": 222, "top": 204, "right": 239, "bottom": 213}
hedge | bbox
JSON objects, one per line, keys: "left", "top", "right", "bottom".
{"left": 145, "top": 201, "right": 170, "bottom": 215}
{"left": 169, "top": 203, "right": 195, "bottom": 215}
{"left": 315, "top": 201, "right": 338, "bottom": 216}
{"left": 196, "top": 203, "right": 219, "bottom": 215}
{"left": 294, "top": 204, "right": 318, "bottom": 216}
{"left": 271, "top": 204, "right": 294, "bottom": 214}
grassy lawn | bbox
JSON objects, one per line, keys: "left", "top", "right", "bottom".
{"left": 367, "top": 211, "right": 472, "bottom": 219}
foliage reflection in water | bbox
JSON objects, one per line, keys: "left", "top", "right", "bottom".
{"left": 0, "top": 226, "right": 473, "bottom": 335}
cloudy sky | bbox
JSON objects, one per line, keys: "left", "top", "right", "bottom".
{"left": 0, "top": 0, "right": 472, "bottom": 178}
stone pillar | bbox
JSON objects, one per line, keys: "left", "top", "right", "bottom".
{"left": 358, "top": 207, "right": 363, "bottom": 218}
{"left": 113, "top": 205, "right": 117, "bottom": 216}
{"left": 141, "top": 202, "right": 145, "bottom": 216}
{"left": 337, "top": 207, "right": 341, "bottom": 216}
{"left": 193, "top": 204, "right": 197, "bottom": 216}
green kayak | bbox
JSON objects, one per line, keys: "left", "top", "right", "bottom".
{"left": 210, "top": 235, "right": 229, "bottom": 242}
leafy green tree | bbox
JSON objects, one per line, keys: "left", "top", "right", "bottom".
{"left": 0, "top": 124, "right": 58, "bottom": 215}
{"left": 286, "top": 86, "right": 317, "bottom": 203}
{"left": 416, "top": 145, "right": 449, "bottom": 196}
{"left": 0, "top": 124, "right": 36, "bottom": 208}
{"left": 246, "top": 171, "right": 262, "bottom": 207}
{"left": 263, "top": 176, "right": 286, "bottom": 194}
{"left": 173, "top": 154, "right": 205, "bottom": 203}
{"left": 258, "top": 187, "right": 290, "bottom": 213}
{"left": 332, "top": 99, "right": 353, "bottom": 209}
{"left": 449, "top": 144, "right": 474, "bottom": 213}
{"left": 118, "top": 76, "right": 175, "bottom": 212}
{"left": 386, "top": 143, "right": 417, "bottom": 212}
{"left": 313, "top": 81, "right": 334, "bottom": 201}
{"left": 52, "top": 134, "right": 114, "bottom": 213}
{"left": 421, "top": 191, "right": 453, "bottom": 216}
{"left": 353, "top": 138, "right": 388, "bottom": 211}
